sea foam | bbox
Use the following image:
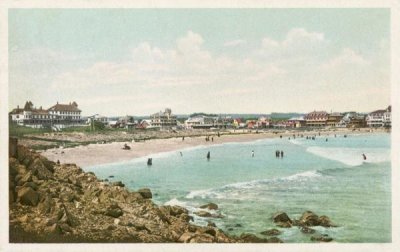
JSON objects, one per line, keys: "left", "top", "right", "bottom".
{"left": 186, "top": 170, "right": 324, "bottom": 200}
{"left": 306, "top": 147, "right": 390, "bottom": 166}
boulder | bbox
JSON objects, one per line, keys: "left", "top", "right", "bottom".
{"left": 203, "top": 228, "right": 217, "bottom": 237}
{"left": 310, "top": 234, "right": 333, "bottom": 242}
{"left": 17, "top": 171, "right": 32, "bottom": 186}
{"left": 29, "top": 158, "right": 53, "bottom": 180}
{"left": 300, "top": 226, "right": 316, "bottom": 234}
{"left": 17, "top": 187, "right": 39, "bottom": 206}
{"left": 199, "top": 203, "right": 218, "bottom": 210}
{"left": 22, "top": 182, "right": 38, "bottom": 191}
{"left": 178, "top": 232, "right": 195, "bottom": 243}
{"left": 189, "top": 233, "right": 215, "bottom": 243}
{"left": 240, "top": 233, "right": 269, "bottom": 243}
{"left": 112, "top": 181, "right": 125, "bottom": 187}
{"left": 318, "top": 215, "right": 336, "bottom": 227}
{"left": 138, "top": 188, "right": 152, "bottom": 199}
{"left": 272, "top": 211, "right": 292, "bottom": 224}
{"left": 105, "top": 204, "right": 123, "bottom": 218}
{"left": 260, "top": 229, "right": 282, "bottom": 236}
{"left": 299, "top": 211, "right": 320, "bottom": 226}
{"left": 207, "top": 222, "right": 217, "bottom": 228}
{"left": 194, "top": 211, "right": 212, "bottom": 218}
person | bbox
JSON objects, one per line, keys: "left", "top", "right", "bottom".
{"left": 280, "top": 135, "right": 282, "bottom": 139}
{"left": 362, "top": 153, "right": 367, "bottom": 160}
{"left": 182, "top": 136, "right": 185, "bottom": 141}
{"left": 218, "top": 132, "right": 220, "bottom": 137}
{"left": 276, "top": 150, "right": 280, "bottom": 158}
{"left": 180, "top": 152, "right": 183, "bottom": 157}
{"left": 326, "top": 138, "right": 328, "bottom": 142}
{"left": 56, "top": 160, "right": 60, "bottom": 165}
{"left": 280, "top": 150, "right": 284, "bottom": 158}
{"left": 147, "top": 158, "right": 152, "bottom": 166}
{"left": 212, "top": 137, "right": 214, "bottom": 142}
{"left": 207, "top": 151, "right": 210, "bottom": 160}
{"left": 252, "top": 150, "right": 255, "bottom": 157}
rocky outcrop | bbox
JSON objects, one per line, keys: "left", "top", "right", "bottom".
{"left": 297, "top": 211, "right": 337, "bottom": 227}
{"left": 272, "top": 212, "right": 292, "bottom": 228}
{"left": 9, "top": 144, "right": 237, "bottom": 243}
{"left": 199, "top": 203, "right": 218, "bottom": 210}
{"left": 260, "top": 229, "right": 282, "bottom": 236}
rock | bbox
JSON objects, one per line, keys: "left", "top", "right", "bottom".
{"left": 199, "top": 203, "right": 218, "bottom": 210}
{"left": 318, "top": 215, "right": 336, "bottom": 227}
{"left": 310, "top": 234, "right": 333, "bottom": 242}
{"left": 22, "top": 182, "right": 38, "bottom": 191}
{"left": 179, "top": 232, "right": 195, "bottom": 243}
{"left": 272, "top": 211, "right": 292, "bottom": 224}
{"left": 29, "top": 158, "right": 53, "bottom": 180}
{"left": 299, "top": 211, "right": 320, "bottom": 226}
{"left": 268, "top": 237, "right": 284, "bottom": 243}
{"left": 60, "top": 204, "right": 80, "bottom": 227}
{"left": 240, "top": 233, "right": 269, "bottom": 243}
{"left": 17, "top": 187, "right": 39, "bottom": 206}
{"left": 112, "top": 181, "right": 125, "bottom": 187}
{"left": 260, "top": 228, "right": 282, "bottom": 236}
{"left": 18, "top": 171, "right": 32, "bottom": 186}
{"left": 105, "top": 204, "right": 123, "bottom": 218}
{"left": 276, "top": 222, "right": 292, "bottom": 228}
{"left": 114, "top": 219, "right": 120, "bottom": 225}
{"left": 300, "top": 226, "right": 316, "bottom": 234}
{"left": 190, "top": 233, "right": 215, "bottom": 243}
{"left": 203, "top": 228, "right": 217, "bottom": 237}
{"left": 207, "top": 221, "right": 216, "bottom": 227}
{"left": 138, "top": 188, "right": 152, "bottom": 199}
{"left": 194, "top": 211, "right": 212, "bottom": 218}
{"left": 17, "top": 214, "right": 29, "bottom": 223}
{"left": 60, "top": 223, "right": 72, "bottom": 233}
{"left": 48, "top": 223, "right": 62, "bottom": 234}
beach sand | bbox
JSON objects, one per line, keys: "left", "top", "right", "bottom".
{"left": 41, "top": 128, "right": 381, "bottom": 168}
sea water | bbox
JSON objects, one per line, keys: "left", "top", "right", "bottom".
{"left": 86, "top": 133, "right": 391, "bottom": 243}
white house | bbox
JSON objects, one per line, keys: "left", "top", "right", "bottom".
{"left": 366, "top": 106, "right": 391, "bottom": 128}
{"left": 185, "top": 116, "right": 216, "bottom": 129}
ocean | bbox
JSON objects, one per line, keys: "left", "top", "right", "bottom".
{"left": 86, "top": 132, "right": 391, "bottom": 243}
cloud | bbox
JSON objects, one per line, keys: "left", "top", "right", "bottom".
{"left": 224, "top": 39, "right": 246, "bottom": 47}
{"left": 11, "top": 28, "right": 389, "bottom": 115}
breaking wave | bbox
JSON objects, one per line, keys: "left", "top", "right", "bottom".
{"left": 186, "top": 170, "right": 324, "bottom": 200}
{"left": 306, "top": 147, "right": 390, "bottom": 167}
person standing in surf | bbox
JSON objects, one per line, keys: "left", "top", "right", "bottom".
{"left": 207, "top": 151, "right": 210, "bottom": 160}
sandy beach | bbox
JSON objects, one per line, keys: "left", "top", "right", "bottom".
{"left": 41, "top": 128, "right": 384, "bottom": 168}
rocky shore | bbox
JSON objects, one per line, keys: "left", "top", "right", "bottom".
{"left": 9, "top": 142, "right": 283, "bottom": 243}
{"left": 9, "top": 139, "right": 340, "bottom": 243}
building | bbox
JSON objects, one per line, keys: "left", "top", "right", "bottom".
{"left": 304, "top": 111, "right": 328, "bottom": 127}
{"left": 256, "top": 116, "right": 270, "bottom": 128}
{"left": 287, "top": 116, "right": 306, "bottom": 128}
{"left": 337, "top": 112, "right": 366, "bottom": 128}
{"left": 150, "top": 108, "right": 177, "bottom": 128}
{"left": 326, "top": 112, "right": 343, "bottom": 127}
{"left": 185, "top": 116, "right": 216, "bottom": 129}
{"left": 366, "top": 106, "right": 391, "bottom": 128}
{"left": 9, "top": 101, "right": 82, "bottom": 129}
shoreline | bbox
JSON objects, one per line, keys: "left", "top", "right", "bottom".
{"left": 40, "top": 128, "right": 387, "bottom": 168}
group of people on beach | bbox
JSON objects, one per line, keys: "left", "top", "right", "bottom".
{"left": 205, "top": 136, "right": 214, "bottom": 142}
{"left": 275, "top": 150, "right": 284, "bottom": 158}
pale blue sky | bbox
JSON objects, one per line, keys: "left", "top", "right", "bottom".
{"left": 9, "top": 9, "right": 390, "bottom": 116}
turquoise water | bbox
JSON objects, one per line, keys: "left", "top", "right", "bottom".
{"left": 86, "top": 133, "right": 391, "bottom": 243}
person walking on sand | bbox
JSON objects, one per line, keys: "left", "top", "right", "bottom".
{"left": 280, "top": 150, "right": 284, "bottom": 158}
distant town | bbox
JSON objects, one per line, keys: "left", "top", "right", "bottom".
{"left": 9, "top": 101, "right": 391, "bottom": 131}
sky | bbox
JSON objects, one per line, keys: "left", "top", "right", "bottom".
{"left": 8, "top": 9, "right": 390, "bottom": 116}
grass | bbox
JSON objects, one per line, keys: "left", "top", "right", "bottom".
{"left": 9, "top": 123, "right": 52, "bottom": 137}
